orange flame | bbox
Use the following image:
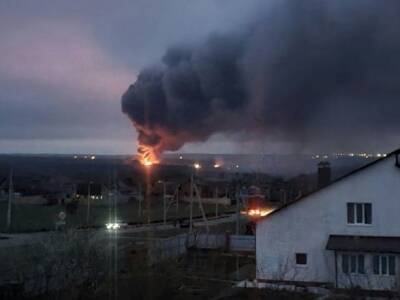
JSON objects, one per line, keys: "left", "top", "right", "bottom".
{"left": 138, "top": 145, "right": 160, "bottom": 167}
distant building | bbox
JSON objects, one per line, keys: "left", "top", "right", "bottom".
{"left": 256, "top": 149, "right": 400, "bottom": 291}
{"left": 75, "top": 183, "right": 128, "bottom": 205}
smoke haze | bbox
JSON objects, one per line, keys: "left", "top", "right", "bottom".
{"left": 122, "top": 0, "right": 400, "bottom": 155}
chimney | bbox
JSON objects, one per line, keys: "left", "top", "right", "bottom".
{"left": 318, "top": 161, "right": 331, "bottom": 189}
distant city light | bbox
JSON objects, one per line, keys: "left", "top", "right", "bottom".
{"left": 73, "top": 155, "right": 78, "bottom": 159}
{"left": 313, "top": 152, "right": 386, "bottom": 160}
{"left": 214, "top": 163, "right": 220, "bottom": 168}
{"left": 90, "top": 155, "right": 96, "bottom": 160}
{"left": 193, "top": 163, "right": 201, "bottom": 169}
{"left": 179, "top": 155, "right": 183, "bottom": 160}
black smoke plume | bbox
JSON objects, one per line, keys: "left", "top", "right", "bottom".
{"left": 122, "top": 0, "right": 400, "bottom": 155}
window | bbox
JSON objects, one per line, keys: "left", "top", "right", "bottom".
{"left": 373, "top": 255, "right": 396, "bottom": 275}
{"left": 342, "top": 254, "right": 365, "bottom": 274}
{"left": 295, "top": 253, "right": 307, "bottom": 265}
{"left": 347, "top": 203, "right": 372, "bottom": 224}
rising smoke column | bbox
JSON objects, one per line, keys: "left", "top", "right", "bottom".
{"left": 122, "top": 34, "right": 248, "bottom": 160}
{"left": 122, "top": 0, "right": 400, "bottom": 156}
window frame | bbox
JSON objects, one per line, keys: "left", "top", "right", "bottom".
{"left": 373, "top": 255, "right": 396, "bottom": 276}
{"left": 346, "top": 202, "right": 372, "bottom": 225}
{"left": 295, "top": 253, "right": 308, "bottom": 266}
{"left": 342, "top": 253, "right": 365, "bottom": 275}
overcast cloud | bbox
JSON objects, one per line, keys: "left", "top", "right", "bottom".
{"left": 1, "top": 0, "right": 399, "bottom": 155}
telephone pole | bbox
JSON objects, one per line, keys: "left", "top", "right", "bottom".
{"left": 86, "top": 182, "right": 91, "bottom": 226}
{"left": 7, "top": 169, "right": 13, "bottom": 230}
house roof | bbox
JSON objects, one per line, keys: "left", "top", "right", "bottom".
{"left": 258, "top": 148, "right": 400, "bottom": 221}
{"left": 326, "top": 235, "right": 400, "bottom": 254}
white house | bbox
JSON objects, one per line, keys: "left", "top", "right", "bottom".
{"left": 256, "top": 149, "right": 400, "bottom": 292}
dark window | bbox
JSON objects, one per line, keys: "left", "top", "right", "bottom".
{"left": 373, "top": 255, "right": 380, "bottom": 274}
{"left": 373, "top": 255, "right": 396, "bottom": 275}
{"left": 364, "top": 203, "right": 372, "bottom": 224}
{"left": 358, "top": 255, "right": 365, "bottom": 274}
{"left": 382, "top": 256, "right": 388, "bottom": 275}
{"left": 295, "top": 253, "right": 307, "bottom": 265}
{"left": 342, "top": 254, "right": 349, "bottom": 274}
{"left": 347, "top": 203, "right": 354, "bottom": 224}
{"left": 347, "top": 203, "right": 372, "bottom": 224}
{"left": 350, "top": 255, "right": 357, "bottom": 273}
{"left": 356, "top": 203, "right": 363, "bottom": 223}
{"left": 389, "top": 256, "right": 396, "bottom": 275}
{"left": 342, "top": 254, "right": 364, "bottom": 274}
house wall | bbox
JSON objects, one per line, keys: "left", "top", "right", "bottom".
{"left": 256, "top": 155, "right": 400, "bottom": 290}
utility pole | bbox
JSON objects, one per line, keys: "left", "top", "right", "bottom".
{"left": 175, "top": 186, "right": 179, "bottom": 214}
{"left": 6, "top": 168, "right": 13, "bottom": 230}
{"left": 235, "top": 175, "right": 241, "bottom": 235}
{"left": 215, "top": 187, "right": 219, "bottom": 218}
{"left": 194, "top": 184, "right": 209, "bottom": 233}
{"left": 163, "top": 181, "right": 167, "bottom": 225}
{"left": 138, "top": 183, "right": 142, "bottom": 217}
{"left": 189, "top": 173, "right": 194, "bottom": 234}
{"left": 86, "top": 182, "right": 91, "bottom": 226}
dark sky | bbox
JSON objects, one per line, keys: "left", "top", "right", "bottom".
{"left": 1, "top": 0, "right": 399, "bottom": 155}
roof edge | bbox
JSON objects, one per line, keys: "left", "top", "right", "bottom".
{"left": 257, "top": 147, "right": 400, "bottom": 222}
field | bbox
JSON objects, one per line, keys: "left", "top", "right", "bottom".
{"left": 0, "top": 199, "right": 236, "bottom": 233}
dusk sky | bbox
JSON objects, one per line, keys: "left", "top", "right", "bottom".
{"left": 0, "top": 0, "right": 259, "bottom": 154}
{"left": 1, "top": 0, "right": 399, "bottom": 155}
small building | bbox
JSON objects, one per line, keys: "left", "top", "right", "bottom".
{"left": 256, "top": 148, "right": 400, "bottom": 291}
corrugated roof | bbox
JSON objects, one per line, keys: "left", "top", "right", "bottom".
{"left": 257, "top": 148, "right": 400, "bottom": 221}
{"left": 326, "top": 235, "right": 400, "bottom": 253}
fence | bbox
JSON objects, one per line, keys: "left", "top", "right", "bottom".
{"left": 148, "top": 233, "right": 255, "bottom": 263}
{"left": 148, "top": 233, "right": 188, "bottom": 263}
{"left": 229, "top": 235, "right": 256, "bottom": 252}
